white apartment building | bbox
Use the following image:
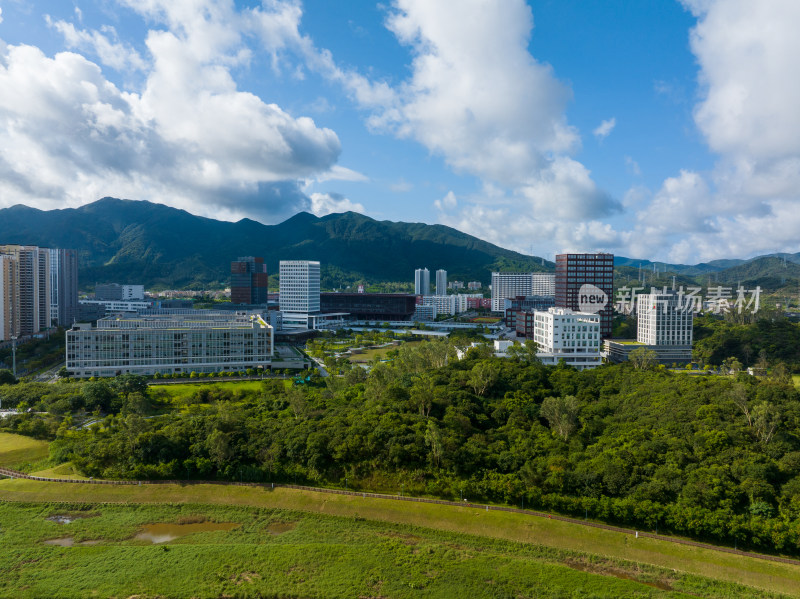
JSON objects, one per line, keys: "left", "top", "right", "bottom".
{"left": 533, "top": 307, "right": 602, "bottom": 370}
{"left": 423, "top": 294, "right": 457, "bottom": 316}
{"left": 435, "top": 269, "right": 447, "bottom": 295}
{"left": 532, "top": 273, "right": 556, "bottom": 296}
{"left": 66, "top": 311, "right": 273, "bottom": 378}
{"left": 279, "top": 261, "right": 320, "bottom": 313}
{"left": 454, "top": 293, "right": 483, "bottom": 313}
{"left": 415, "top": 268, "right": 430, "bottom": 295}
{"left": 491, "top": 272, "right": 531, "bottom": 312}
{"left": 637, "top": 290, "right": 694, "bottom": 346}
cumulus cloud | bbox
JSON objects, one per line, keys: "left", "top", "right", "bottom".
{"left": 309, "top": 192, "right": 365, "bottom": 217}
{"left": 630, "top": 0, "right": 800, "bottom": 261}
{"left": 593, "top": 117, "right": 616, "bottom": 140}
{"left": 321, "top": 0, "right": 617, "bottom": 254}
{"left": 47, "top": 17, "right": 147, "bottom": 71}
{"left": 0, "top": 0, "right": 347, "bottom": 223}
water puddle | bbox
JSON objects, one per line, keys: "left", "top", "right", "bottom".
{"left": 43, "top": 538, "right": 101, "bottom": 547}
{"left": 134, "top": 521, "right": 239, "bottom": 544}
{"left": 266, "top": 521, "right": 296, "bottom": 535}
{"left": 46, "top": 512, "right": 98, "bottom": 525}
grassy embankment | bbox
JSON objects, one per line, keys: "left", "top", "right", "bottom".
{"left": 0, "top": 497, "right": 795, "bottom": 599}
{"left": 2, "top": 473, "right": 800, "bottom": 597}
{"left": 0, "top": 432, "right": 49, "bottom": 470}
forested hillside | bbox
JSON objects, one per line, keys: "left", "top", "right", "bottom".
{"left": 3, "top": 339, "right": 800, "bottom": 555}
{"left": 0, "top": 198, "right": 548, "bottom": 289}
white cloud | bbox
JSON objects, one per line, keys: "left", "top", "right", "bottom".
{"left": 629, "top": 0, "right": 800, "bottom": 261}
{"left": 390, "top": 178, "right": 413, "bottom": 193}
{"left": 0, "top": 1, "right": 348, "bottom": 223}
{"left": 0, "top": 7, "right": 3, "bottom": 25}
{"left": 433, "top": 190, "right": 457, "bottom": 211}
{"left": 47, "top": 17, "right": 146, "bottom": 71}
{"left": 309, "top": 192, "right": 365, "bottom": 217}
{"left": 593, "top": 117, "right": 616, "bottom": 140}
{"left": 316, "top": 0, "right": 618, "bottom": 255}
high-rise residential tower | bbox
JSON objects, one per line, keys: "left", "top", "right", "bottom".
{"left": 49, "top": 248, "right": 79, "bottom": 327}
{"left": 435, "top": 269, "right": 447, "bottom": 296}
{"left": 231, "top": 256, "right": 268, "bottom": 304}
{"left": 279, "top": 260, "right": 320, "bottom": 314}
{"left": 0, "top": 254, "right": 17, "bottom": 341}
{"left": 0, "top": 245, "right": 50, "bottom": 336}
{"left": 555, "top": 253, "right": 614, "bottom": 338}
{"left": 491, "top": 272, "right": 533, "bottom": 312}
{"left": 414, "top": 268, "right": 430, "bottom": 295}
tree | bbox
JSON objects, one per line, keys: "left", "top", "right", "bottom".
{"left": 629, "top": 347, "right": 658, "bottom": 370}
{"left": 81, "top": 380, "right": 115, "bottom": 412}
{"left": 540, "top": 395, "right": 580, "bottom": 440}
{"left": 722, "top": 357, "right": 743, "bottom": 375}
{"left": 424, "top": 421, "right": 443, "bottom": 468}
{"left": 729, "top": 383, "right": 753, "bottom": 427}
{"left": 753, "top": 402, "right": 781, "bottom": 444}
{"left": 111, "top": 374, "right": 148, "bottom": 399}
{"left": 506, "top": 340, "right": 540, "bottom": 363}
{"left": 0, "top": 369, "right": 17, "bottom": 385}
{"left": 467, "top": 361, "right": 500, "bottom": 397}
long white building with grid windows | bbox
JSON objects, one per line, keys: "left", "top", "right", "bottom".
{"left": 66, "top": 311, "right": 274, "bottom": 378}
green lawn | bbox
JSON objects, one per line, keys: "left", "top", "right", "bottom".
{"left": 0, "top": 433, "right": 50, "bottom": 469}
{"left": 0, "top": 500, "right": 789, "bottom": 599}
{"left": 1, "top": 478, "right": 798, "bottom": 597}
{"left": 148, "top": 380, "right": 268, "bottom": 400}
{"left": 347, "top": 346, "right": 396, "bottom": 362}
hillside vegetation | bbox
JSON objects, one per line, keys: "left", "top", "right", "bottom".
{"left": 4, "top": 335, "right": 800, "bottom": 556}
{"left": 0, "top": 198, "right": 549, "bottom": 289}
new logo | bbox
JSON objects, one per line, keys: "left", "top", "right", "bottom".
{"left": 578, "top": 284, "right": 608, "bottom": 314}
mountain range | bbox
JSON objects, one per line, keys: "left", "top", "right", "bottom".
{"left": 0, "top": 198, "right": 796, "bottom": 292}
{"left": 0, "top": 198, "right": 549, "bottom": 289}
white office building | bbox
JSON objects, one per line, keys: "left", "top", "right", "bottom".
{"left": 95, "top": 283, "right": 145, "bottom": 301}
{"left": 279, "top": 260, "right": 323, "bottom": 329}
{"left": 533, "top": 307, "right": 602, "bottom": 370}
{"left": 490, "top": 272, "right": 529, "bottom": 312}
{"left": 423, "top": 294, "right": 457, "bottom": 317}
{"left": 66, "top": 311, "right": 274, "bottom": 378}
{"left": 532, "top": 273, "right": 556, "bottom": 296}
{"left": 637, "top": 290, "right": 694, "bottom": 346}
{"left": 279, "top": 261, "right": 320, "bottom": 313}
{"left": 415, "top": 268, "right": 430, "bottom": 295}
{"left": 435, "top": 269, "right": 447, "bottom": 295}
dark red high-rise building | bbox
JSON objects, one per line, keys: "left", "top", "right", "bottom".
{"left": 555, "top": 253, "right": 614, "bottom": 338}
{"left": 231, "top": 256, "right": 268, "bottom": 304}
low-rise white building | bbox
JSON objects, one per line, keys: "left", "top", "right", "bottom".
{"left": 533, "top": 307, "right": 601, "bottom": 370}
{"left": 66, "top": 311, "right": 274, "bottom": 378}
{"left": 422, "top": 294, "right": 457, "bottom": 316}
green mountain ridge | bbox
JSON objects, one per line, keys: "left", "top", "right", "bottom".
{"left": 0, "top": 198, "right": 551, "bottom": 289}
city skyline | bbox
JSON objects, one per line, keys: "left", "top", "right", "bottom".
{"left": 1, "top": 1, "right": 799, "bottom": 264}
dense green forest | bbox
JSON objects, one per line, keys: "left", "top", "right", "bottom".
{"left": 3, "top": 337, "right": 800, "bottom": 555}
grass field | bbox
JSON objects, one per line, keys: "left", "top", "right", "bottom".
{"left": 148, "top": 380, "right": 267, "bottom": 400}
{"left": 1, "top": 478, "right": 798, "bottom": 597}
{"left": 347, "top": 346, "right": 395, "bottom": 362}
{"left": 0, "top": 432, "right": 49, "bottom": 469}
{"left": 0, "top": 500, "right": 791, "bottom": 599}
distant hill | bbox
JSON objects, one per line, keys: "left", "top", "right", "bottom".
{"left": 0, "top": 198, "right": 551, "bottom": 289}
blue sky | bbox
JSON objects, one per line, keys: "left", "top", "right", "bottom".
{"left": 1, "top": 0, "right": 799, "bottom": 264}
